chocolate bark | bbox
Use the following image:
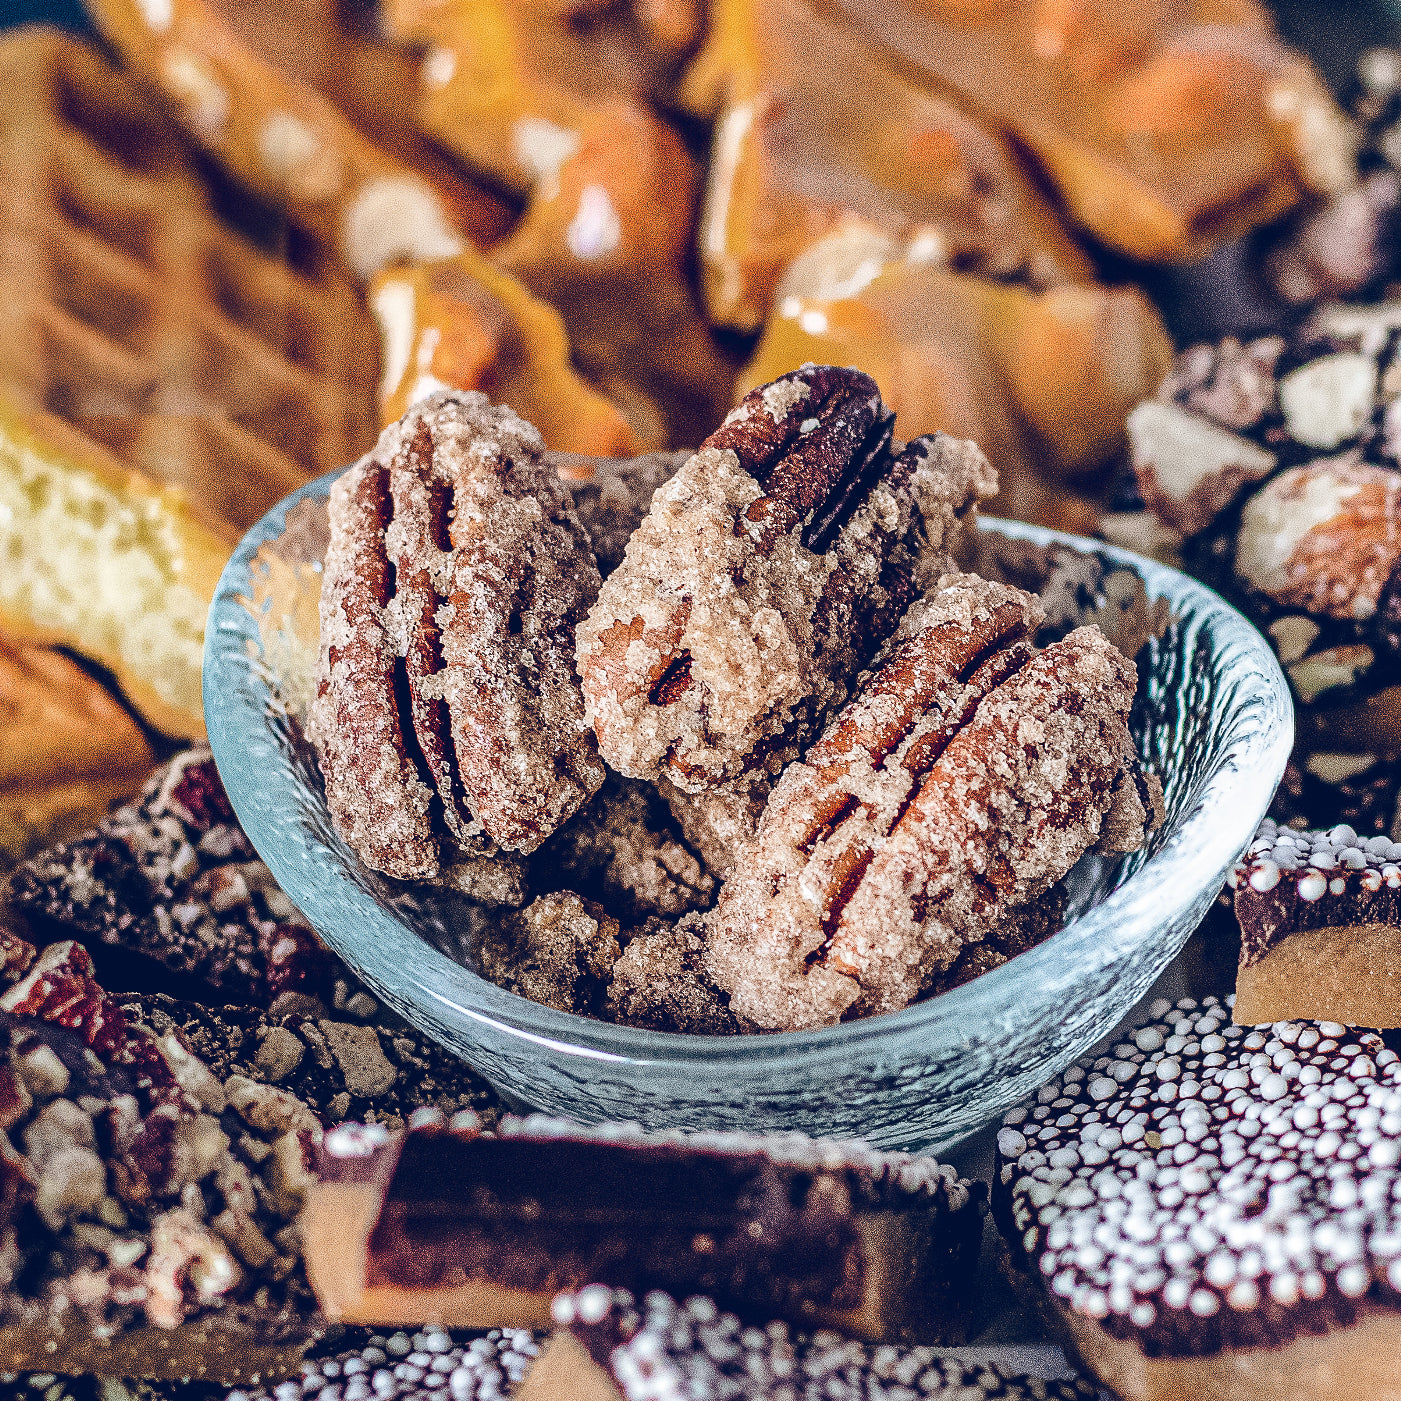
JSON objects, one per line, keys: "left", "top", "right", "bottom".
{"left": 7, "top": 748, "right": 347, "bottom": 1012}
{"left": 303, "top": 1115, "right": 982, "bottom": 1344}
{"left": 112, "top": 994, "right": 503, "bottom": 1132}
{"left": 1124, "top": 314, "right": 1401, "bottom": 837}
{"left": 0, "top": 936, "right": 319, "bottom": 1383}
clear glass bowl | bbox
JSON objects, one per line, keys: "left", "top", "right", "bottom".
{"left": 204, "top": 470, "right": 1293, "bottom": 1151}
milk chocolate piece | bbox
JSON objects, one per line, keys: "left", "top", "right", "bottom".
{"left": 524, "top": 1288, "right": 1098, "bottom": 1401}
{"left": 303, "top": 1115, "right": 982, "bottom": 1343}
{"left": 1228, "top": 818, "right": 1401, "bottom": 1026}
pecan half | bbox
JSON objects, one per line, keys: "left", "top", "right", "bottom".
{"left": 704, "top": 575, "right": 1146, "bottom": 1030}
{"left": 575, "top": 366, "right": 996, "bottom": 790}
{"left": 311, "top": 391, "right": 606, "bottom": 878}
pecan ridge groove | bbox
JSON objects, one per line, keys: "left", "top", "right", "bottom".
{"left": 311, "top": 391, "right": 605, "bottom": 880}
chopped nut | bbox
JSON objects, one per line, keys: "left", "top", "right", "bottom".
{"left": 1278, "top": 351, "right": 1379, "bottom": 449}
{"left": 13, "top": 1042, "right": 67, "bottom": 1100}
{"left": 1288, "top": 644, "right": 1376, "bottom": 702}
{"left": 1268, "top": 615, "right": 1321, "bottom": 664}
{"left": 317, "top": 1021, "right": 397, "bottom": 1099}
{"left": 267, "top": 1131, "right": 314, "bottom": 1217}
{"left": 223, "top": 1074, "right": 321, "bottom": 1139}
{"left": 253, "top": 1026, "right": 305, "bottom": 1083}
{"left": 1236, "top": 457, "right": 1401, "bottom": 619}
{"left": 1128, "top": 399, "right": 1276, "bottom": 536}
{"left": 34, "top": 1144, "right": 107, "bottom": 1229}
{"left": 23, "top": 1097, "right": 94, "bottom": 1170}
{"left": 158, "top": 1031, "right": 227, "bottom": 1113}
{"left": 145, "top": 1208, "right": 242, "bottom": 1328}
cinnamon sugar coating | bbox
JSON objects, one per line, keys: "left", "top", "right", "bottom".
{"left": 311, "top": 391, "right": 606, "bottom": 878}
{"left": 706, "top": 574, "right": 1146, "bottom": 1030}
{"left": 575, "top": 366, "right": 995, "bottom": 791}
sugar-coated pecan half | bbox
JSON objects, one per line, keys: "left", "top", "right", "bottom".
{"left": 575, "top": 366, "right": 996, "bottom": 791}
{"left": 704, "top": 574, "right": 1147, "bottom": 1030}
{"left": 311, "top": 391, "right": 606, "bottom": 878}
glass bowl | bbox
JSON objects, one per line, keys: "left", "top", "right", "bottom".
{"left": 204, "top": 469, "right": 1292, "bottom": 1151}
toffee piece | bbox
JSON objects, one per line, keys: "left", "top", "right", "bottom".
{"left": 1228, "top": 819, "right": 1401, "bottom": 1027}
{"left": 522, "top": 1287, "right": 1098, "bottom": 1401}
{"left": 994, "top": 994, "right": 1401, "bottom": 1401}
{"left": 302, "top": 1113, "right": 982, "bottom": 1343}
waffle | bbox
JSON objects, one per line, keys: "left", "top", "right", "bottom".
{"left": 0, "top": 25, "right": 386, "bottom": 736}
{"left": 0, "top": 25, "right": 380, "bottom": 523}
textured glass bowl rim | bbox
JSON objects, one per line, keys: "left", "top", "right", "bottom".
{"left": 206, "top": 466, "right": 1294, "bottom": 1073}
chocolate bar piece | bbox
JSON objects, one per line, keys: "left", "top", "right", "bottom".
{"left": 521, "top": 1288, "right": 1098, "bottom": 1401}
{"left": 0, "top": 936, "right": 318, "bottom": 1382}
{"left": 1228, "top": 818, "right": 1401, "bottom": 1026}
{"left": 302, "top": 1115, "right": 982, "bottom": 1343}
{"left": 7, "top": 748, "right": 346, "bottom": 1011}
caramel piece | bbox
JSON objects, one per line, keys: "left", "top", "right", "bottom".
{"left": 742, "top": 238, "right": 1173, "bottom": 515}
{"left": 88, "top": 0, "right": 635, "bottom": 452}
{"left": 303, "top": 1115, "right": 983, "bottom": 1343}
{"left": 382, "top": 0, "right": 737, "bottom": 448}
{"left": 690, "top": 0, "right": 1352, "bottom": 264}
{"left": 370, "top": 257, "right": 636, "bottom": 457}
{"left": 1228, "top": 818, "right": 1401, "bottom": 1027}
{"left": 682, "top": 0, "right": 1094, "bottom": 331}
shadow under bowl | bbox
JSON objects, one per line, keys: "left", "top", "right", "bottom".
{"left": 204, "top": 469, "right": 1293, "bottom": 1151}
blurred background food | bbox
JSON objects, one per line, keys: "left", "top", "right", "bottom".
{"left": 0, "top": 0, "right": 1399, "bottom": 870}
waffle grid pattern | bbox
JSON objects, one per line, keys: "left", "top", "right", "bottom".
{"left": 0, "top": 26, "right": 380, "bottom": 530}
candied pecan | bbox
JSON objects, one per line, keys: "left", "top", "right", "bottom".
{"left": 311, "top": 391, "right": 607, "bottom": 878}
{"left": 705, "top": 575, "right": 1147, "bottom": 1030}
{"left": 576, "top": 366, "right": 995, "bottom": 791}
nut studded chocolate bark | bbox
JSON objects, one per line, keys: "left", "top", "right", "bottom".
{"left": 993, "top": 995, "right": 1401, "bottom": 1401}
{"left": 1228, "top": 818, "right": 1401, "bottom": 1027}
{"left": 1125, "top": 312, "right": 1401, "bottom": 835}
{"left": 0, "top": 934, "right": 318, "bottom": 1383}
{"left": 111, "top": 993, "right": 504, "bottom": 1133}
{"left": 575, "top": 366, "right": 995, "bottom": 791}
{"left": 302, "top": 1114, "right": 982, "bottom": 1345}
{"left": 7, "top": 747, "right": 345, "bottom": 1012}
{"left": 522, "top": 1287, "right": 1099, "bottom": 1401}
{"left": 311, "top": 390, "right": 606, "bottom": 878}
{"left": 706, "top": 573, "right": 1153, "bottom": 1030}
